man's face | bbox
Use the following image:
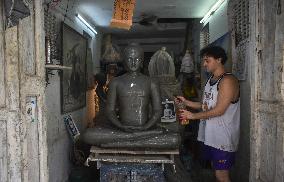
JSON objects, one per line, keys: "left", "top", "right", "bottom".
{"left": 124, "top": 48, "right": 143, "bottom": 72}
{"left": 202, "top": 55, "right": 221, "bottom": 73}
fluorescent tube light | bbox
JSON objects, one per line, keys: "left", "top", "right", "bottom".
{"left": 200, "top": 0, "right": 226, "bottom": 24}
{"left": 76, "top": 13, "right": 97, "bottom": 34}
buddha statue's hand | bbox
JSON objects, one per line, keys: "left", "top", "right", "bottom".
{"left": 120, "top": 126, "right": 139, "bottom": 133}
{"left": 142, "top": 123, "right": 154, "bottom": 130}
{"left": 121, "top": 125, "right": 146, "bottom": 132}
{"left": 125, "top": 123, "right": 153, "bottom": 131}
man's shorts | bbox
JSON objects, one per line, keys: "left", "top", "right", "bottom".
{"left": 202, "top": 144, "right": 235, "bottom": 170}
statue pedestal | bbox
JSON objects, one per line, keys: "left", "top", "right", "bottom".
{"left": 100, "top": 163, "right": 165, "bottom": 182}
{"left": 85, "top": 146, "right": 179, "bottom": 182}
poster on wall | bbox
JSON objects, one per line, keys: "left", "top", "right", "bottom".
{"left": 61, "top": 23, "right": 87, "bottom": 114}
{"left": 231, "top": 31, "right": 248, "bottom": 80}
{"left": 210, "top": 32, "right": 232, "bottom": 72}
{"left": 26, "top": 96, "right": 37, "bottom": 123}
{"left": 64, "top": 115, "right": 80, "bottom": 141}
{"left": 161, "top": 99, "right": 176, "bottom": 123}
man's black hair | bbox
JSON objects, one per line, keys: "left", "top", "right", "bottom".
{"left": 200, "top": 46, "right": 227, "bottom": 65}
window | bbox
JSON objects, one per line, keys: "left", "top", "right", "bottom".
{"left": 200, "top": 23, "right": 209, "bottom": 49}
{"left": 233, "top": 0, "right": 249, "bottom": 46}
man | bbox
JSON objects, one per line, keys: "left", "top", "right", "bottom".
{"left": 176, "top": 46, "right": 240, "bottom": 182}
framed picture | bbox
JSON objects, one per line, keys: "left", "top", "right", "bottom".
{"left": 64, "top": 115, "right": 80, "bottom": 141}
{"left": 61, "top": 23, "right": 87, "bottom": 113}
{"left": 161, "top": 99, "right": 176, "bottom": 123}
{"left": 25, "top": 96, "right": 37, "bottom": 123}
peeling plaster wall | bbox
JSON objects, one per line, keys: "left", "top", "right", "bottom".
{"left": 0, "top": 1, "right": 48, "bottom": 181}
{"left": 44, "top": 2, "right": 102, "bottom": 181}
{"left": 249, "top": 0, "right": 284, "bottom": 181}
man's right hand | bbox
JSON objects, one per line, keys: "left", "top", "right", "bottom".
{"left": 174, "top": 96, "right": 189, "bottom": 107}
{"left": 174, "top": 96, "right": 201, "bottom": 109}
{"left": 174, "top": 96, "right": 186, "bottom": 103}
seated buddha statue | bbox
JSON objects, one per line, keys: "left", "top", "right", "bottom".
{"left": 82, "top": 43, "right": 180, "bottom": 149}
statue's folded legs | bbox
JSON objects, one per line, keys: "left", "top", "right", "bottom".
{"left": 83, "top": 127, "right": 180, "bottom": 149}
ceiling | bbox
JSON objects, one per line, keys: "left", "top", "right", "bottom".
{"left": 42, "top": 0, "right": 218, "bottom": 38}
{"left": 75, "top": 0, "right": 218, "bottom": 38}
{"left": 77, "top": 0, "right": 217, "bottom": 26}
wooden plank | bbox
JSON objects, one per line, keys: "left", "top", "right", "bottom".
{"left": 0, "top": 120, "right": 8, "bottom": 182}
{"left": 34, "top": 1, "right": 49, "bottom": 181}
{"left": 45, "top": 64, "right": 72, "bottom": 70}
{"left": 90, "top": 146, "right": 179, "bottom": 155}
{"left": 21, "top": 96, "right": 40, "bottom": 182}
{"left": 259, "top": 113, "right": 277, "bottom": 181}
{"left": 7, "top": 113, "right": 22, "bottom": 181}
{"left": 27, "top": 117, "right": 40, "bottom": 181}
{"left": 34, "top": 0, "right": 46, "bottom": 78}
{"left": 91, "top": 153, "right": 174, "bottom": 164}
{"left": 19, "top": 16, "right": 36, "bottom": 75}
{"left": 0, "top": 0, "right": 6, "bottom": 107}
{"left": 5, "top": 26, "right": 20, "bottom": 111}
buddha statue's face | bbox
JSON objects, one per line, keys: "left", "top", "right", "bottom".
{"left": 124, "top": 46, "right": 143, "bottom": 72}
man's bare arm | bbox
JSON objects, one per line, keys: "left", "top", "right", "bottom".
{"left": 175, "top": 96, "right": 202, "bottom": 110}
{"left": 186, "top": 100, "right": 202, "bottom": 110}
{"left": 180, "top": 76, "right": 239, "bottom": 120}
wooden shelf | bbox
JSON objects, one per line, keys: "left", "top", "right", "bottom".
{"left": 91, "top": 153, "right": 174, "bottom": 164}
{"left": 90, "top": 146, "right": 179, "bottom": 155}
{"left": 45, "top": 64, "right": 72, "bottom": 70}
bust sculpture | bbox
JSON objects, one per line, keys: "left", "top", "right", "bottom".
{"left": 82, "top": 43, "right": 180, "bottom": 149}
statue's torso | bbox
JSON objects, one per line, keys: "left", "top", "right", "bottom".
{"left": 116, "top": 74, "right": 152, "bottom": 126}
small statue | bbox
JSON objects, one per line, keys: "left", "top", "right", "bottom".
{"left": 163, "top": 104, "right": 173, "bottom": 119}
{"left": 82, "top": 43, "right": 180, "bottom": 149}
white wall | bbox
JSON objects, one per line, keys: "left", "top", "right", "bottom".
{"left": 45, "top": 4, "right": 101, "bottom": 181}
{"left": 114, "top": 37, "right": 184, "bottom": 56}
{"left": 200, "top": 0, "right": 229, "bottom": 87}
{"left": 205, "top": 0, "right": 229, "bottom": 43}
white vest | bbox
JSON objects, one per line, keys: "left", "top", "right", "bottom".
{"left": 197, "top": 73, "right": 240, "bottom": 152}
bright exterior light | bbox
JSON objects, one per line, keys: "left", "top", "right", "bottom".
{"left": 76, "top": 13, "right": 98, "bottom": 34}
{"left": 200, "top": 0, "right": 226, "bottom": 24}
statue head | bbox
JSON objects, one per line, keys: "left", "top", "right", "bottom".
{"left": 123, "top": 43, "right": 144, "bottom": 72}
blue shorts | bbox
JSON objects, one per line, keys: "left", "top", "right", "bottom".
{"left": 202, "top": 144, "right": 235, "bottom": 170}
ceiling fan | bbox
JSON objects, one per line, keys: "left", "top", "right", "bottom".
{"left": 132, "top": 13, "right": 189, "bottom": 31}
{"left": 132, "top": 13, "right": 158, "bottom": 27}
